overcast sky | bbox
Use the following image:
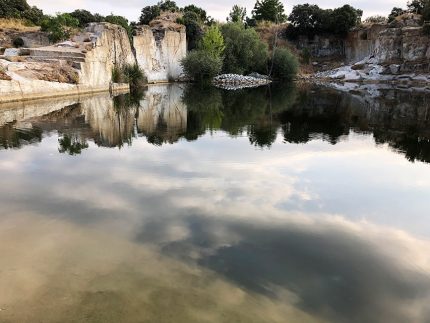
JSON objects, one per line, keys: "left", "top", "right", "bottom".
{"left": 29, "top": 0, "right": 406, "bottom": 22}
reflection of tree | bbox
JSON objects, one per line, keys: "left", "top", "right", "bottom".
{"left": 182, "top": 85, "right": 224, "bottom": 141}
{"left": 58, "top": 134, "right": 89, "bottom": 155}
{"left": 182, "top": 83, "right": 298, "bottom": 147}
{"left": 248, "top": 124, "right": 278, "bottom": 148}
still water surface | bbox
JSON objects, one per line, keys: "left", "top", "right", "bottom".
{"left": 0, "top": 83, "right": 430, "bottom": 322}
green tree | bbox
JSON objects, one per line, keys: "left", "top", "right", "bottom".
{"left": 183, "top": 5, "right": 207, "bottom": 22}
{"left": 331, "top": 5, "right": 362, "bottom": 35}
{"left": 252, "top": 0, "right": 287, "bottom": 23}
{"left": 22, "top": 6, "right": 44, "bottom": 25}
{"left": 177, "top": 11, "right": 203, "bottom": 50}
{"left": 70, "top": 9, "right": 95, "bottom": 27}
{"left": 199, "top": 25, "right": 225, "bottom": 58}
{"left": 139, "top": 5, "right": 161, "bottom": 25}
{"left": 181, "top": 50, "right": 223, "bottom": 81}
{"left": 221, "top": 23, "right": 269, "bottom": 74}
{"left": 228, "top": 5, "right": 247, "bottom": 23}
{"left": 158, "top": 0, "right": 179, "bottom": 12}
{"left": 287, "top": 4, "right": 326, "bottom": 37}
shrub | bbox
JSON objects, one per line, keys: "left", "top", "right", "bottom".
{"left": 181, "top": 50, "right": 222, "bottom": 81}
{"left": 122, "top": 63, "right": 146, "bottom": 90}
{"left": 270, "top": 48, "right": 298, "bottom": 80}
{"left": 13, "top": 37, "right": 24, "bottom": 47}
{"left": 112, "top": 64, "right": 146, "bottom": 91}
{"left": 221, "top": 23, "right": 268, "bottom": 74}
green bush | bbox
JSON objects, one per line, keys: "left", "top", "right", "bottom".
{"left": 221, "top": 23, "right": 268, "bottom": 74}
{"left": 13, "top": 37, "right": 24, "bottom": 47}
{"left": 181, "top": 50, "right": 222, "bottom": 81}
{"left": 112, "top": 64, "right": 146, "bottom": 91}
{"left": 122, "top": 63, "right": 146, "bottom": 90}
{"left": 270, "top": 48, "right": 298, "bottom": 80}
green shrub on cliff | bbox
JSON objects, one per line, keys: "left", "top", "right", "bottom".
{"left": 181, "top": 50, "right": 223, "bottom": 81}
{"left": 270, "top": 48, "right": 298, "bottom": 80}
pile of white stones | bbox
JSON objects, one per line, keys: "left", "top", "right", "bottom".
{"left": 213, "top": 73, "right": 271, "bottom": 90}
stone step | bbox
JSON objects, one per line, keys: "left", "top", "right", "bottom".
{"left": 29, "top": 49, "right": 86, "bottom": 59}
{"left": 28, "top": 56, "right": 86, "bottom": 63}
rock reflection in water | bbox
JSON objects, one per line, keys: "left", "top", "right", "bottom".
{"left": 1, "top": 83, "right": 430, "bottom": 163}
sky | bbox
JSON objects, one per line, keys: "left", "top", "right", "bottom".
{"left": 28, "top": 0, "right": 406, "bottom": 22}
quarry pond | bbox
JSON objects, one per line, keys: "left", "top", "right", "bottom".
{"left": 1, "top": 83, "right": 430, "bottom": 322}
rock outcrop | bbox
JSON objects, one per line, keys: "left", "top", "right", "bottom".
{"left": 133, "top": 18, "right": 186, "bottom": 83}
{"left": 0, "top": 23, "right": 135, "bottom": 103}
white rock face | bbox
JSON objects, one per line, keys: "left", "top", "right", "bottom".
{"left": 80, "top": 23, "right": 136, "bottom": 87}
{"left": 134, "top": 26, "right": 187, "bottom": 83}
{"left": 0, "top": 23, "right": 134, "bottom": 102}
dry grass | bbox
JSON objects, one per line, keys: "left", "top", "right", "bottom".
{"left": 0, "top": 18, "right": 40, "bottom": 32}
{"left": 0, "top": 66, "right": 12, "bottom": 81}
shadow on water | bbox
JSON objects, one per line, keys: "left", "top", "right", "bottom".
{"left": 0, "top": 83, "right": 430, "bottom": 162}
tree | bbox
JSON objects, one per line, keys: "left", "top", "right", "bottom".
{"left": 181, "top": 50, "right": 223, "bottom": 81}
{"left": 388, "top": 7, "right": 405, "bottom": 22}
{"left": 70, "top": 9, "right": 95, "bottom": 27}
{"left": 139, "top": 5, "right": 161, "bottom": 25}
{"left": 228, "top": 5, "right": 247, "bottom": 23}
{"left": 407, "top": 0, "right": 426, "bottom": 13}
{"left": 288, "top": 4, "right": 326, "bottom": 37}
{"left": 21, "top": 6, "right": 44, "bottom": 25}
{"left": 199, "top": 25, "right": 225, "bottom": 58}
{"left": 252, "top": 0, "right": 287, "bottom": 23}
{"left": 183, "top": 5, "right": 207, "bottom": 22}
{"left": 177, "top": 11, "right": 203, "bottom": 50}
{"left": 221, "top": 23, "right": 269, "bottom": 74}
{"left": 331, "top": 5, "right": 362, "bottom": 35}
{"left": 158, "top": 0, "right": 179, "bottom": 12}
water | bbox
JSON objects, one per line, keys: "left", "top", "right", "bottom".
{"left": 0, "top": 83, "right": 430, "bottom": 323}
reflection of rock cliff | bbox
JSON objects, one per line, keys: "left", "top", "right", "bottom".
{"left": 137, "top": 85, "right": 187, "bottom": 143}
{"left": 0, "top": 85, "right": 188, "bottom": 149}
{"left": 279, "top": 85, "right": 430, "bottom": 163}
